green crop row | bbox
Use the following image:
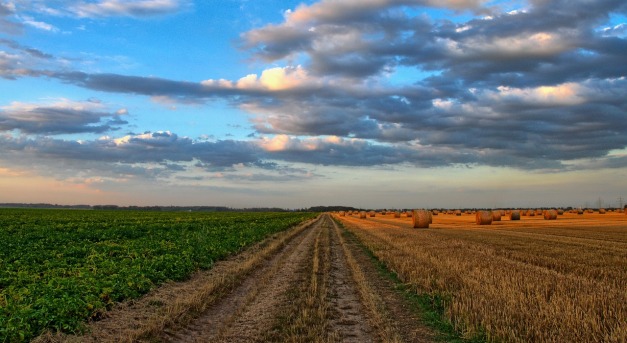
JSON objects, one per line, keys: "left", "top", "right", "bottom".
{"left": 0, "top": 209, "right": 316, "bottom": 342}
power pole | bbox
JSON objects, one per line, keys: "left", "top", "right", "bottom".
{"left": 619, "top": 196, "right": 624, "bottom": 209}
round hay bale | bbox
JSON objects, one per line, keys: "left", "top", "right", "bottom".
{"left": 599, "top": 208, "right": 606, "bottom": 214}
{"left": 454, "top": 210, "right": 462, "bottom": 216}
{"left": 412, "top": 209, "right": 430, "bottom": 228}
{"left": 432, "top": 210, "right": 438, "bottom": 216}
{"left": 339, "top": 211, "right": 345, "bottom": 217}
{"left": 359, "top": 211, "right": 367, "bottom": 219}
{"left": 528, "top": 210, "right": 535, "bottom": 217}
{"left": 510, "top": 210, "right": 521, "bottom": 220}
{"left": 544, "top": 210, "right": 557, "bottom": 220}
{"left": 492, "top": 210, "right": 501, "bottom": 221}
{"left": 394, "top": 211, "right": 401, "bottom": 218}
{"left": 577, "top": 209, "right": 584, "bottom": 215}
{"left": 369, "top": 211, "right": 376, "bottom": 217}
{"left": 406, "top": 211, "right": 413, "bottom": 217}
{"left": 557, "top": 209, "right": 564, "bottom": 215}
{"left": 476, "top": 211, "right": 492, "bottom": 225}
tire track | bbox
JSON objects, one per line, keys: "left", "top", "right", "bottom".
{"left": 162, "top": 215, "right": 324, "bottom": 343}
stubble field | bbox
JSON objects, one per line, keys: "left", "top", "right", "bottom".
{"left": 335, "top": 211, "right": 627, "bottom": 342}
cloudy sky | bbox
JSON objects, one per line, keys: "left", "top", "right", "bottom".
{"left": 1, "top": 0, "right": 626, "bottom": 209}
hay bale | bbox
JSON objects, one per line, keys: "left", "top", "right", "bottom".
{"left": 510, "top": 210, "right": 521, "bottom": 220}
{"left": 369, "top": 211, "right": 376, "bottom": 217}
{"left": 557, "top": 209, "right": 564, "bottom": 215}
{"left": 339, "top": 211, "right": 345, "bottom": 217}
{"left": 406, "top": 211, "right": 413, "bottom": 217}
{"left": 476, "top": 211, "right": 492, "bottom": 225}
{"left": 492, "top": 210, "right": 501, "bottom": 221}
{"left": 454, "top": 210, "right": 462, "bottom": 216}
{"left": 432, "top": 210, "right": 438, "bottom": 216}
{"left": 528, "top": 210, "right": 535, "bottom": 217}
{"left": 412, "top": 209, "right": 430, "bottom": 228}
{"left": 599, "top": 208, "right": 606, "bottom": 214}
{"left": 359, "top": 211, "right": 367, "bottom": 219}
{"left": 577, "top": 209, "right": 584, "bottom": 215}
{"left": 544, "top": 210, "right": 557, "bottom": 220}
{"left": 394, "top": 211, "right": 401, "bottom": 218}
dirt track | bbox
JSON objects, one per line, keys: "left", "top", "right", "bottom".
{"left": 55, "top": 214, "right": 434, "bottom": 343}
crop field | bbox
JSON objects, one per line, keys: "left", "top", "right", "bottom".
{"left": 1, "top": 208, "right": 624, "bottom": 343}
{"left": 335, "top": 211, "right": 627, "bottom": 343}
{"left": 0, "top": 209, "right": 316, "bottom": 342}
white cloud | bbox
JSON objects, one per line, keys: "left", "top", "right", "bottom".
{"left": 18, "top": 15, "right": 59, "bottom": 32}
{"left": 490, "top": 83, "right": 586, "bottom": 106}
{"left": 69, "top": 0, "right": 186, "bottom": 18}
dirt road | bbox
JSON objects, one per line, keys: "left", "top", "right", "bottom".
{"left": 54, "top": 214, "right": 434, "bottom": 343}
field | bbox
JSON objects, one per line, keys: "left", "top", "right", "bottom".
{"left": 336, "top": 211, "right": 627, "bottom": 342}
{"left": 1, "top": 208, "right": 625, "bottom": 342}
{"left": 0, "top": 209, "right": 316, "bottom": 342}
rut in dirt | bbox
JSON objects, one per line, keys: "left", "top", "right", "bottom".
{"left": 161, "top": 214, "right": 435, "bottom": 342}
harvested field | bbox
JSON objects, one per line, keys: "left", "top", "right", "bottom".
{"left": 336, "top": 211, "right": 627, "bottom": 342}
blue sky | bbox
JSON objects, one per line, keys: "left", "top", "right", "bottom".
{"left": 1, "top": 0, "right": 626, "bottom": 209}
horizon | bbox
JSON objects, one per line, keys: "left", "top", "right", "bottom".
{"left": 1, "top": 1, "right": 626, "bottom": 208}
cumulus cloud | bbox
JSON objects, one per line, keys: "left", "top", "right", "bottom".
{"left": 2, "top": 0, "right": 627, "bottom": 176}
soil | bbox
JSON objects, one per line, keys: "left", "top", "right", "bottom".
{"left": 50, "top": 214, "right": 435, "bottom": 343}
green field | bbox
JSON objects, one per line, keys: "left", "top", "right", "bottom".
{"left": 0, "top": 209, "right": 316, "bottom": 342}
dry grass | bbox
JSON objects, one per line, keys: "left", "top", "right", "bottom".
{"left": 337, "top": 212, "right": 627, "bottom": 343}
{"left": 330, "top": 218, "right": 403, "bottom": 343}
{"left": 277, "top": 222, "right": 336, "bottom": 343}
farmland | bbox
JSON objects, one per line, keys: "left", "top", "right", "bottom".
{"left": 336, "top": 211, "right": 627, "bottom": 342}
{"left": 1, "top": 208, "right": 625, "bottom": 342}
{"left": 0, "top": 209, "right": 316, "bottom": 342}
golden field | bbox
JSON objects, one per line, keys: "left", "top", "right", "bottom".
{"left": 335, "top": 211, "right": 627, "bottom": 343}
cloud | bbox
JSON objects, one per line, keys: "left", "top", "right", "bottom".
{"left": 0, "top": 38, "right": 53, "bottom": 59}
{"left": 0, "top": 2, "right": 22, "bottom": 34}
{"left": 0, "top": 99, "right": 128, "bottom": 135}
{"left": 68, "top": 0, "right": 189, "bottom": 18}
{"left": 18, "top": 15, "right": 59, "bottom": 32}
{"left": 2, "top": 0, "right": 627, "bottom": 176}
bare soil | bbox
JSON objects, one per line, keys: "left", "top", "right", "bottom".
{"left": 46, "top": 214, "right": 435, "bottom": 343}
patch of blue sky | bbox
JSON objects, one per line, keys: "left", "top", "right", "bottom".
{"left": 386, "top": 64, "right": 440, "bottom": 86}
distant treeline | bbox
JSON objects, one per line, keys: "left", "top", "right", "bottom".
{"left": 2, "top": 203, "right": 624, "bottom": 212}
{"left": 0, "top": 203, "right": 294, "bottom": 212}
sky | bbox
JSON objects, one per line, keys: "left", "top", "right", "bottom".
{"left": 0, "top": 0, "right": 626, "bottom": 209}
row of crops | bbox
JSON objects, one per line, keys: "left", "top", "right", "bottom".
{"left": 0, "top": 209, "right": 316, "bottom": 342}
